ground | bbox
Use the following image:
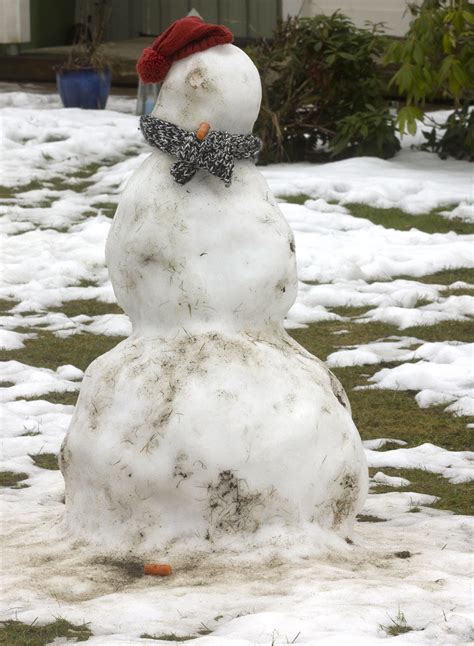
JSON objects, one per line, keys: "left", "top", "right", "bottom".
{"left": 0, "top": 87, "right": 473, "bottom": 645}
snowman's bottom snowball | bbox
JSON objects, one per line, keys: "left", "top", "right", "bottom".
{"left": 61, "top": 330, "right": 368, "bottom": 552}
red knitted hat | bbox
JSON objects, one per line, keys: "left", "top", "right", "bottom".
{"left": 137, "top": 16, "right": 234, "bottom": 84}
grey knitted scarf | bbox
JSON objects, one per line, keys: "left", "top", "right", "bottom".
{"left": 140, "top": 115, "right": 261, "bottom": 186}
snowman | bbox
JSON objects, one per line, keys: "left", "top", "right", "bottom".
{"left": 60, "top": 16, "right": 368, "bottom": 554}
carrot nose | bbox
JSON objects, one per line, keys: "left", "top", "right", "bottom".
{"left": 196, "top": 122, "right": 210, "bottom": 141}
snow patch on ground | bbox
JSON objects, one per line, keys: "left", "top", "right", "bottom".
{"left": 366, "top": 443, "right": 474, "bottom": 484}
{"left": 362, "top": 342, "right": 474, "bottom": 416}
{"left": 0, "top": 361, "right": 82, "bottom": 403}
{"left": 327, "top": 337, "right": 419, "bottom": 368}
{"left": 0, "top": 328, "right": 34, "bottom": 350}
{"left": 371, "top": 471, "right": 410, "bottom": 488}
{"left": 264, "top": 150, "right": 473, "bottom": 215}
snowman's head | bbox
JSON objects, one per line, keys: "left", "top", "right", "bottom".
{"left": 152, "top": 44, "right": 262, "bottom": 135}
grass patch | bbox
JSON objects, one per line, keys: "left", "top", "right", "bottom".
{"left": 290, "top": 319, "right": 400, "bottom": 362}
{"left": 346, "top": 203, "right": 474, "bottom": 235}
{"left": 343, "top": 367, "right": 472, "bottom": 452}
{"left": 407, "top": 267, "right": 474, "bottom": 285}
{"left": 282, "top": 194, "right": 312, "bottom": 205}
{"left": 380, "top": 609, "right": 414, "bottom": 637}
{"left": 50, "top": 299, "right": 123, "bottom": 318}
{"left": 44, "top": 134, "right": 68, "bottom": 143}
{"left": 357, "top": 514, "right": 386, "bottom": 522}
{"left": 0, "top": 298, "right": 17, "bottom": 313}
{"left": 330, "top": 306, "right": 371, "bottom": 318}
{"left": 402, "top": 320, "right": 474, "bottom": 344}
{"left": 44, "top": 176, "right": 93, "bottom": 193}
{"left": 0, "top": 618, "right": 92, "bottom": 644}
{"left": 441, "top": 286, "right": 474, "bottom": 297}
{"left": 140, "top": 634, "right": 198, "bottom": 642}
{"left": 77, "top": 278, "right": 99, "bottom": 288}
{"left": 140, "top": 625, "right": 212, "bottom": 641}
{"left": 370, "top": 467, "right": 473, "bottom": 515}
{"left": 1, "top": 162, "right": 119, "bottom": 204}
{"left": 282, "top": 195, "right": 474, "bottom": 235}
{"left": 0, "top": 330, "right": 123, "bottom": 372}
{"left": 289, "top": 317, "right": 473, "bottom": 454}
{"left": 0, "top": 180, "right": 44, "bottom": 200}
{"left": 290, "top": 318, "right": 418, "bottom": 364}
{"left": 0, "top": 381, "right": 15, "bottom": 388}
{"left": 91, "top": 201, "right": 117, "bottom": 218}
{"left": 24, "top": 391, "right": 79, "bottom": 406}
{"left": 30, "top": 453, "right": 59, "bottom": 470}
{"left": 0, "top": 471, "right": 29, "bottom": 488}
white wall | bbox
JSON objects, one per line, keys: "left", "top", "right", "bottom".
{"left": 0, "top": 0, "right": 30, "bottom": 44}
{"left": 282, "top": 0, "right": 417, "bottom": 36}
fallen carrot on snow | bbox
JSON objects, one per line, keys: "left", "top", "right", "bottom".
{"left": 144, "top": 563, "right": 173, "bottom": 576}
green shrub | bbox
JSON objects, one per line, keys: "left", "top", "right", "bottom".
{"left": 385, "top": 0, "right": 474, "bottom": 158}
{"left": 330, "top": 105, "right": 401, "bottom": 158}
{"left": 247, "top": 13, "right": 399, "bottom": 162}
{"left": 422, "top": 102, "right": 474, "bottom": 159}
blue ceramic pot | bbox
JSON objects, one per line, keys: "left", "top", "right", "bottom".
{"left": 57, "top": 67, "right": 111, "bottom": 109}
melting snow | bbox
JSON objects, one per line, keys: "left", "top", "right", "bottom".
{"left": 0, "top": 88, "right": 473, "bottom": 644}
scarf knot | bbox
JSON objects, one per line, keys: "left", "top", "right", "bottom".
{"left": 140, "top": 116, "right": 261, "bottom": 186}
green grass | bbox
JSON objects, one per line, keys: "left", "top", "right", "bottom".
{"left": 380, "top": 610, "right": 414, "bottom": 637}
{"left": 24, "top": 391, "right": 79, "bottom": 406}
{"left": 91, "top": 201, "right": 118, "bottom": 218}
{"left": 441, "top": 286, "right": 474, "bottom": 297}
{"left": 44, "top": 134, "right": 68, "bottom": 143}
{"left": 290, "top": 319, "right": 398, "bottom": 362}
{"left": 346, "top": 203, "right": 474, "bottom": 235}
{"left": 330, "top": 306, "right": 370, "bottom": 318}
{"left": 0, "top": 180, "right": 44, "bottom": 200}
{"left": 140, "top": 634, "right": 197, "bottom": 642}
{"left": 402, "top": 320, "right": 473, "bottom": 344}
{"left": 282, "top": 194, "right": 312, "bottom": 205}
{"left": 406, "top": 267, "right": 474, "bottom": 285}
{"left": 282, "top": 195, "right": 474, "bottom": 235}
{"left": 0, "top": 471, "right": 29, "bottom": 489}
{"left": 370, "top": 467, "right": 474, "bottom": 515}
{"left": 0, "top": 331, "right": 123, "bottom": 372}
{"left": 335, "top": 366, "right": 472, "bottom": 452}
{"left": 305, "top": 266, "right": 474, "bottom": 287}
{"left": 0, "top": 298, "right": 17, "bottom": 313}
{"left": 0, "top": 618, "right": 92, "bottom": 644}
{"left": 30, "top": 453, "right": 59, "bottom": 470}
{"left": 289, "top": 318, "right": 473, "bottom": 370}
{"left": 357, "top": 514, "right": 386, "bottom": 522}
{"left": 50, "top": 299, "right": 123, "bottom": 318}
{"left": 140, "top": 634, "right": 205, "bottom": 642}
{"left": 0, "top": 162, "right": 121, "bottom": 205}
